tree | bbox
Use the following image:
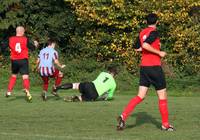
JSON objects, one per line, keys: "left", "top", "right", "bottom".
{"left": 0, "top": 0, "right": 199, "bottom": 75}
{"left": 0, "top": 0, "right": 78, "bottom": 48}
{"left": 66, "top": 0, "right": 200, "bottom": 74}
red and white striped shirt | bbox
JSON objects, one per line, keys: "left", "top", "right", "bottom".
{"left": 38, "top": 47, "right": 58, "bottom": 76}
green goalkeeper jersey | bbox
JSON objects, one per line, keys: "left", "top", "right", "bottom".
{"left": 92, "top": 72, "right": 116, "bottom": 100}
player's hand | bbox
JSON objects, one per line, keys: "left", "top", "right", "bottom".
{"left": 159, "top": 51, "right": 167, "bottom": 58}
{"left": 61, "top": 65, "right": 66, "bottom": 69}
{"left": 33, "top": 40, "right": 39, "bottom": 48}
{"left": 135, "top": 47, "right": 142, "bottom": 52}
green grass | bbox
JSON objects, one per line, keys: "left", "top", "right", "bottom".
{"left": 0, "top": 67, "right": 199, "bottom": 140}
{"left": 0, "top": 88, "right": 200, "bottom": 140}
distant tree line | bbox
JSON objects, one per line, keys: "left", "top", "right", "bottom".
{"left": 0, "top": 0, "right": 199, "bottom": 75}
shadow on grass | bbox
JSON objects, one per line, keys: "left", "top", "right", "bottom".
{"left": 126, "top": 112, "right": 161, "bottom": 129}
{"left": 6, "top": 95, "right": 61, "bottom": 102}
{"left": 6, "top": 96, "right": 26, "bottom": 102}
{"left": 45, "top": 95, "right": 62, "bottom": 101}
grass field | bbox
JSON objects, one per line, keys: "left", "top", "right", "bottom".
{"left": 0, "top": 88, "right": 200, "bottom": 140}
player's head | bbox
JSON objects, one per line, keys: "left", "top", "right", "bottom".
{"left": 47, "top": 38, "right": 56, "bottom": 48}
{"left": 107, "top": 65, "right": 118, "bottom": 77}
{"left": 16, "top": 26, "right": 25, "bottom": 36}
{"left": 146, "top": 13, "right": 158, "bottom": 25}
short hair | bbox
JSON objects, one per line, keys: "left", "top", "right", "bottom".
{"left": 146, "top": 13, "right": 158, "bottom": 25}
{"left": 107, "top": 65, "right": 118, "bottom": 76}
{"left": 47, "top": 38, "right": 56, "bottom": 46}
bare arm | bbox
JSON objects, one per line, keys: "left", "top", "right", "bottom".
{"left": 54, "top": 59, "right": 65, "bottom": 69}
{"left": 142, "top": 43, "right": 166, "bottom": 57}
{"left": 142, "top": 30, "right": 166, "bottom": 57}
{"left": 135, "top": 47, "right": 142, "bottom": 52}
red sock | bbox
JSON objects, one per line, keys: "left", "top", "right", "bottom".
{"left": 121, "top": 96, "right": 143, "bottom": 121}
{"left": 42, "top": 77, "right": 49, "bottom": 91}
{"left": 7, "top": 76, "right": 17, "bottom": 92}
{"left": 159, "top": 99, "right": 169, "bottom": 127}
{"left": 55, "top": 76, "right": 63, "bottom": 86}
{"left": 23, "top": 79, "right": 30, "bottom": 90}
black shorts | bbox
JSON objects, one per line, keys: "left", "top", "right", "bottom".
{"left": 140, "top": 66, "right": 166, "bottom": 90}
{"left": 79, "top": 82, "right": 99, "bottom": 101}
{"left": 11, "top": 59, "right": 29, "bottom": 75}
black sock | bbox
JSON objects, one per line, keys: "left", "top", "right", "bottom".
{"left": 57, "top": 83, "right": 73, "bottom": 90}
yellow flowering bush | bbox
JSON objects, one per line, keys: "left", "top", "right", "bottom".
{"left": 67, "top": 0, "right": 200, "bottom": 75}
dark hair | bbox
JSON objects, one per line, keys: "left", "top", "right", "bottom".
{"left": 146, "top": 13, "right": 158, "bottom": 25}
{"left": 107, "top": 65, "right": 118, "bottom": 76}
{"left": 47, "top": 38, "right": 56, "bottom": 46}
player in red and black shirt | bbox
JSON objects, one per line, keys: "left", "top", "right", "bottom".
{"left": 117, "top": 14, "right": 174, "bottom": 131}
{"left": 1, "top": 26, "right": 38, "bottom": 102}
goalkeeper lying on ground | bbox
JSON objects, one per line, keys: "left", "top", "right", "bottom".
{"left": 53, "top": 65, "right": 118, "bottom": 102}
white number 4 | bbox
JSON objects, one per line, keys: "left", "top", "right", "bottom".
{"left": 15, "top": 43, "right": 21, "bottom": 53}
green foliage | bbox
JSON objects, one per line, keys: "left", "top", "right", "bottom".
{"left": 0, "top": 56, "right": 200, "bottom": 95}
{"left": 0, "top": 0, "right": 200, "bottom": 76}
{"left": 67, "top": 0, "right": 200, "bottom": 75}
{"left": 0, "top": 0, "right": 78, "bottom": 45}
{"left": 24, "top": 55, "right": 200, "bottom": 94}
{"left": 0, "top": 0, "right": 22, "bottom": 29}
{"left": 60, "top": 57, "right": 105, "bottom": 82}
